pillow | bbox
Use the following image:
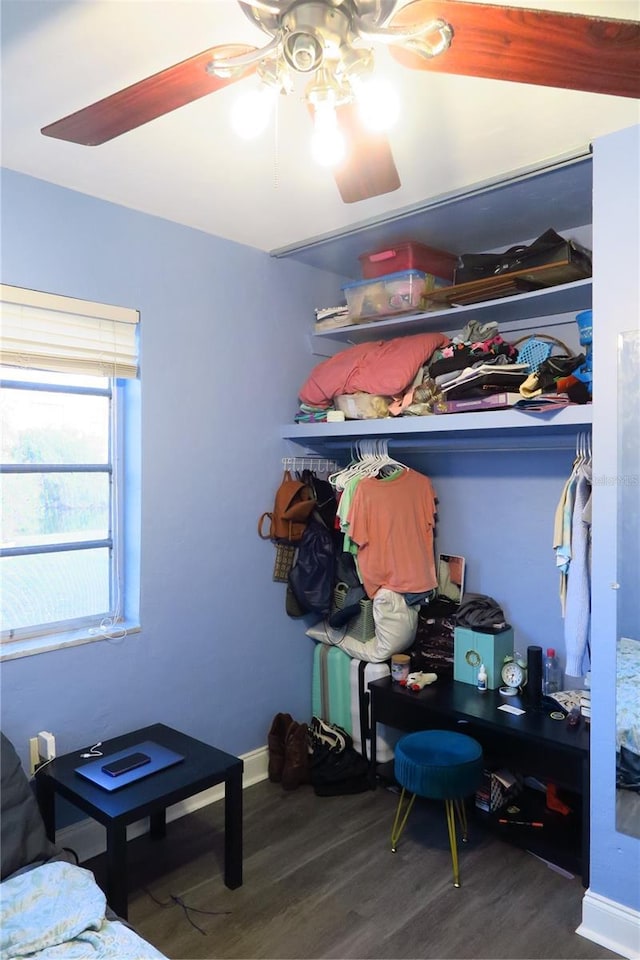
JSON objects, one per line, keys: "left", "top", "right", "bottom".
{"left": 1, "top": 731, "right": 58, "bottom": 880}
{"left": 299, "top": 332, "right": 449, "bottom": 407}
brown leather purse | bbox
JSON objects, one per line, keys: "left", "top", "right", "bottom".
{"left": 258, "top": 470, "right": 316, "bottom": 544}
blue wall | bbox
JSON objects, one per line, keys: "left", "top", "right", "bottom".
{"left": 403, "top": 448, "right": 575, "bottom": 660}
{"left": 0, "top": 168, "right": 342, "bottom": 763}
{"left": 590, "top": 124, "right": 640, "bottom": 916}
{"left": 1, "top": 160, "right": 637, "bottom": 921}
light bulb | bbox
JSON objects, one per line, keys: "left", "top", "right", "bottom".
{"left": 354, "top": 76, "right": 400, "bottom": 133}
{"left": 311, "top": 103, "right": 346, "bottom": 168}
{"left": 230, "top": 86, "right": 275, "bottom": 140}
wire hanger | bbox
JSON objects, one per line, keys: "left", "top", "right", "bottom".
{"left": 329, "top": 440, "right": 369, "bottom": 490}
{"left": 328, "top": 439, "right": 408, "bottom": 490}
{"left": 573, "top": 430, "right": 592, "bottom": 474}
{"left": 371, "top": 438, "right": 408, "bottom": 476}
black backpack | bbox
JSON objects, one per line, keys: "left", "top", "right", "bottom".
{"left": 287, "top": 519, "right": 336, "bottom": 617}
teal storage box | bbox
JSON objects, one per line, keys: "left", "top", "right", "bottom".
{"left": 454, "top": 625, "right": 514, "bottom": 689}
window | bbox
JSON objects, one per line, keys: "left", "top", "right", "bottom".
{"left": 0, "top": 285, "right": 140, "bottom": 658}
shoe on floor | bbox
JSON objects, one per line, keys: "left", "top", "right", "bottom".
{"left": 281, "top": 721, "right": 311, "bottom": 791}
{"left": 267, "top": 712, "right": 294, "bottom": 783}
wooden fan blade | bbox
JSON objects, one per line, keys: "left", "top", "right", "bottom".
{"left": 41, "top": 45, "right": 258, "bottom": 145}
{"left": 332, "top": 103, "right": 401, "bottom": 203}
{"left": 389, "top": 0, "right": 640, "bottom": 99}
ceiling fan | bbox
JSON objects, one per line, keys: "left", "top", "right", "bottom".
{"left": 41, "top": 0, "right": 640, "bottom": 204}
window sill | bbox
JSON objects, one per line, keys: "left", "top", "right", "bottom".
{"left": 0, "top": 621, "right": 141, "bottom": 661}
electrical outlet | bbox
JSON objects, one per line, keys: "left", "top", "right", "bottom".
{"left": 29, "top": 737, "right": 40, "bottom": 776}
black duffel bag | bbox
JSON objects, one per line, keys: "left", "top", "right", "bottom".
{"left": 311, "top": 741, "right": 370, "bottom": 796}
{"left": 454, "top": 228, "right": 592, "bottom": 285}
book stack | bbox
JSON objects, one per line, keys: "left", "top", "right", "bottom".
{"left": 475, "top": 768, "right": 520, "bottom": 813}
{"left": 580, "top": 671, "right": 591, "bottom": 722}
{"left": 580, "top": 688, "right": 591, "bottom": 722}
{"left": 475, "top": 777, "right": 492, "bottom": 813}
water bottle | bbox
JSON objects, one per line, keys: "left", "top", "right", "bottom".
{"left": 477, "top": 663, "right": 487, "bottom": 693}
{"left": 543, "top": 648, "right": 562, "bottom": 695}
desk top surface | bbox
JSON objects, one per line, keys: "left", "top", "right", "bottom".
{"left": 369, "top": 678, "right": 589, "bottom": 755}
{"left": 36, "top": 723, "right": 242, "bottom": 820}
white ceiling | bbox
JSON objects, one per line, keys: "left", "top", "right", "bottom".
{"left": 1, "top": 0, "right": 639, "bottom": 253}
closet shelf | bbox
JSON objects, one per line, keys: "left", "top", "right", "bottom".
{"left": 281, "top": 404, "right": 593, "bottom": 455}
{"left": 314, "top": 278, "right": 592, "bottom": 344}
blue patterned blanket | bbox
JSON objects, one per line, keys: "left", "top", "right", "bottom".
{"left": 0, "top": 861, "right": 166, "bottom": 959}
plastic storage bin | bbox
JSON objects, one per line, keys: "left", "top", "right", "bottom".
{"left": 359, "top": 241, "right": 458, "bottom": 281}
{"left": 343, "top": 269, "right": 439, "bottom": 323}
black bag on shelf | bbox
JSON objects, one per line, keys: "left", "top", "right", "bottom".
{"left": 454, "top": 228, "right": 592, "bottom": 285}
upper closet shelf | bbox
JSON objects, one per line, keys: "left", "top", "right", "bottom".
{"left": 281, "top": 404, "right": 593, "bottom": 455}
{"left": 314, "top": 278, "right": 592, "bottom": 344}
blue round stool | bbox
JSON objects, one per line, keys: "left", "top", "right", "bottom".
{"left": 391, "top": 730, "right": 483, "bottom": 887}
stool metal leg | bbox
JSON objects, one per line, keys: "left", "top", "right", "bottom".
{"left": 454, "top": 797, "right": 469, "bottom": 842}
{"left": 391, "top": 788, "right": 416, "bottom": 852}
{"left": 444, "top": 798, "right": 461, "bottom": 888}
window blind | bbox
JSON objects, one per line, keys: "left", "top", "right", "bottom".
{"left": 0, "top": 284, "right": 139, "bottom": 378}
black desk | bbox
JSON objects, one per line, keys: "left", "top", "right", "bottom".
{"left": 369, "top": 678, "right": 590, "bottom": 884}
{"left": 35, "top": 723, "right": 243, "bottom": 919}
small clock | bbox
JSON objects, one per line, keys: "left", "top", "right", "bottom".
{"left": 500, "top": 654, "right": 527, "bottom": 696}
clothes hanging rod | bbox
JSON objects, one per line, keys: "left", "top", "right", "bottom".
{"left": 383, "top": 445, "right": 579, "bottom": 455}
{"left": 288, "top": 439, "right": 582, "bottom": 456}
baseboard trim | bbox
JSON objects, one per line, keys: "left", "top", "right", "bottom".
{"left": 57, "top": 745, "right": 269, "bottom": 865}
{"left": 577, "top": 889, "right": 640, "bottom": 960}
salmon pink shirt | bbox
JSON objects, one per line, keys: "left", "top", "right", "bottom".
{"left": 347, "top": 469, "right": 438, "bottom": 599}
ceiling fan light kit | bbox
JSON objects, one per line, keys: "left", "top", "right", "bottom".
{"left": 211, "top": 0, "right": 446, "bottom": 166}
{"left": 40, "top": 0, "right": 640, "bottom": 202}
{"left": 230, "top": 86, "right": 278, "bottom": 139}
{"left": 312, "top": 105, "right": 347, "bottom": 165}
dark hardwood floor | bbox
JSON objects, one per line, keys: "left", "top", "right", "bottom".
{"left": 85, "top": 779, "right": 620, "bottom": 960}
